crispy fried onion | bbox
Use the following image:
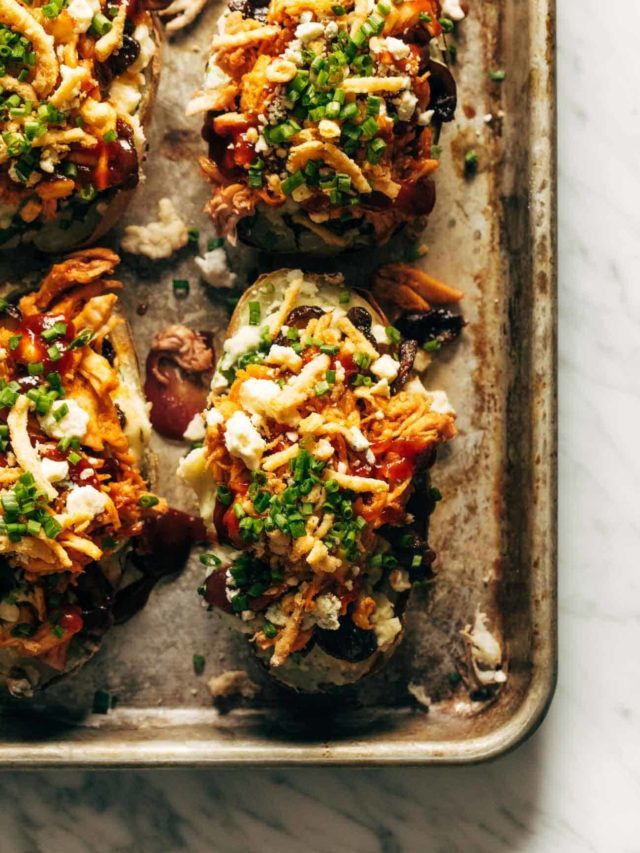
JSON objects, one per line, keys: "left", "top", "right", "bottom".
{"left": 94, "top": 0, "right": 128, "bottom": 61}
{"left": 210, "top": 24, "right": 280, "bottom": 53}
{"left": 287, "top": 141, "right": 371, "bottom": 193}
{"left": 149, "top": 324, "right": 213, "bottom": 383}
{"left": 186, "top": 84, "right": 237, "bottom": 117}
{"left": 7, "top": 395, "right": 57, "bottom": 501}
{"left": 0, "top": 74, "right": 37, "bottom": 102}
{"left": 0, "top": 0, "right": 58, "bottom": 96}
{"left": 374, "top": 263, "right": 464, "bottom": 310}
{"left": 159, "top": 0, "right": 209, "bottom": 33}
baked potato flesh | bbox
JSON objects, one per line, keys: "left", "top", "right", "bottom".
{"left": 180, "top": 269, "right": 456, "bottom": 691}
{"left": 0, "top": 248, "right": 161, "bottom": 696}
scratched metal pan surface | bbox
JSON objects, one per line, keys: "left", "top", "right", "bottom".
{"left": 0, "top": 0, "right": 556, "bottom": 765}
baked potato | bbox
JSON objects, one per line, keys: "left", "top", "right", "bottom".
{"left": 179, "top": 269, "right": 456, "bottom": 691}
{"left": 0, "top": 0, "right": 162, "bottom": 252}
{"left": 189, "top": 0, "right": 457, "bottom": 254}
{"left": 0, "top": 248, "right": 161, "bottom": 697}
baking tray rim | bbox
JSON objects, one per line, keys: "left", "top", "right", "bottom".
{"left": 0, "top": 0, "right": 557, "bottom": 767}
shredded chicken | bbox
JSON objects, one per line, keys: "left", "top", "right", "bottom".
{"left": 150, "top": 325, "right": 214, "bottom": 381}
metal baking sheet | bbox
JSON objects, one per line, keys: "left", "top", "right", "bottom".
{"left": 0, "top": 0, "right": 556, "bottom": 764}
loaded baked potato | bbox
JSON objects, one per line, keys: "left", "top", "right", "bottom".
{"left": 0, "top": 0, "right": 161, "bottom": 252}
{"left": 0, "top": 248, "right": 161, "bottom": 696}
{"left": 189, "top": 0, "right": 458, "bottom": 254}
{"left": 179, "top": 269, "right": 456, "bottom": 691}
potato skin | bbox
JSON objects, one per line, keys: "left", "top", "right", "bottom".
{"left": 0, "top": 308, "right": 156, "bottom": 698}
{"left": 221, "top": 270, "right": 413, "bottom": 693}
{"left": 0, "top": 13, "right": 162, "bottom": 254}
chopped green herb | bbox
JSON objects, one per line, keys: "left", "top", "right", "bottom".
{"left": 248, "top": 301, "right": 261, "bottom": 326}
{"left": 192, "top": 653, "right": 206, "bottom": 675}
{"left": 173, "top": 279, "right": 190, "bottom": 298}
{"left": 139, "top": 494, "right": 160, "bottom": 508}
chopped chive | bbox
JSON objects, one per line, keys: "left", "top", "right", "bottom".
{"left": 139, "top": 494, "right": 160, "bottom": 508}
{"left": 173, "top": 279, "right": 190, "bottom": 298}
{"left": 248, "top": 301, "right": 261, "bottom": 326}
{"left": 385, "top": 326, "right": 401, "bottom": 344}
{"left": 52, "top": 402, "right": 69, "bottom": 422}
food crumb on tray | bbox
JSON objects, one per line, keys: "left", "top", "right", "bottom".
{"left": 208, "top": 670, "right": 261, "bottom": 713}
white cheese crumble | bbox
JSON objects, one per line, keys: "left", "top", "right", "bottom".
{"left": 312, "top": 593, "right": 342, "bottom": 630}
{"left": 177, "top": 446, "right": 216, "bottom": 526}
{"left": 109, "top": 79, "right": 142, "bottom": 115}
{"left": 325, "top": 20, "right": 338, "bottom": 39}
{"left": 318, "top": 119, "right": 341, "bottom": 139}
{"left": 183, "top": 412, "right": 206, "bottom": 442}
{"left": 265, "top": 344, "right": 302, "bottom": 371}
{"left": 130, "top": 23, "right": 156, "bottom": 73}
{"left": 295, "top": 21, "right": 324, "bottom": 42}
{"left": 370, "top": 36, "right": 410, "bottom": 60}
{"left": 220, "top": 324, "right": 263, "bottom": 370}
{"left": 428, "top": 390, "right": 455, "bottom": 415}
{"left": 371, "top": 593, "right": 402, "bottom": 650}
{"left": 39, "top": 399, "right": 89, "bottom": 440}
{"left": 370, "top": 354, "right": 400, "bottom": 382}
{"left": 66, "top": 0, "right": 100, "bottom": 33}
{"left": 224, "top": 410, "right": 266, "bottom": 471}
{"left": 121, "top": 198, "right": 189, "bottom": 259}
{"left": 313, "top": 438, "right": 334, "bottom": 460}
{"left": 394, "top": 90, "right": 418, "bottom": 121}
{"left": 417, "top": 109, "right": 435, "bottom": 126}
{"left": 371, "top": 323, "right": 388, "bottom": 344}
{"left": 41, "top": 457, "right": 69, "bottom": 484}
{"left": 238, "top": 378, "right": 281, "bottom": 419}
{"left": 206, "top": 408, "right": 224, "bottom": 428}
{"left": 195, "top": 247, "right": 236, "bottom": 288}
{"left": 441, "top": 0, "right": 466, "bottom": 21}
{"left": 345, "top": 426, "right": 370, "bottom": 452}
{"left": 66, "top": 485, "right": 109, "bottom": 518}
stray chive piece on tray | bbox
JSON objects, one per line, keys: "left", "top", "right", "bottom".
{"left": 464, "top": 149, "right": 479, "bottom": 176}
{"left": 489, "top": 69, "right": 506, "bottom": 82}
{"left": 92, "top": 689, "right": 115, "bottom": 715}
{"left": 192, "top": 654, "right": 206, "bottom": 675}
{"left": 173, "top": 279, "right": 190, "bottom": 298}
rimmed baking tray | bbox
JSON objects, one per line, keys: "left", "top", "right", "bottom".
{"left": 0, "top": 0, "right": 556, "bottom": 765}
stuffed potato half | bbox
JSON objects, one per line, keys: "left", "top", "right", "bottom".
{"left": 0, "top": 249, "right": 161, "bottom": 696}
{"left": 0, "top": 0, "right": 161, "bottom": 252}
{"left": 180, "top": 269, "right": 456, "bottom": 691}
{"left": 190, "top": 0, "right": 457, "bottom": 254}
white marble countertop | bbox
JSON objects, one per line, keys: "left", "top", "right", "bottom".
{"left": 1, "top": 2, "right": 638, "bottom": 850}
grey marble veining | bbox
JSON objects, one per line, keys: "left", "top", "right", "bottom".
{"left": 1, "top": 0, "right": 639, "bottom": 850}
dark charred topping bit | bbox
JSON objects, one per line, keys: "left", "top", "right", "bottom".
{"left": 227, "top": 0, "right": 270, "bottom": 23}
{"left": 285, "top": 305, "right": 325, "bottom": 329}
{"left": 395, "top": 308, "right": 465, "bottom": 349}
{"left": 346, "top": 306, "right": 377, "bottom": 347}
{"left": 316, "top": 607, "right": 378, "bottom": 662}
{"left": 101, "top": 337, "right": 116, "bottom": 365}
{"left": 390, "top": 338, "right": 418, "bottom": 394}
{"left": 106, "top": 33, "right": 141, "bottom": 78}
{"left": 427, "top": 58, "right": 458, "bottom": 123}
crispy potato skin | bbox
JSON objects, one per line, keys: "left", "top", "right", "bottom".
{"left": 221, "top": 270, "right": 411, "bottom": 693}
{"left": 0, "top": 13, "right": 163, "bottom": 254}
